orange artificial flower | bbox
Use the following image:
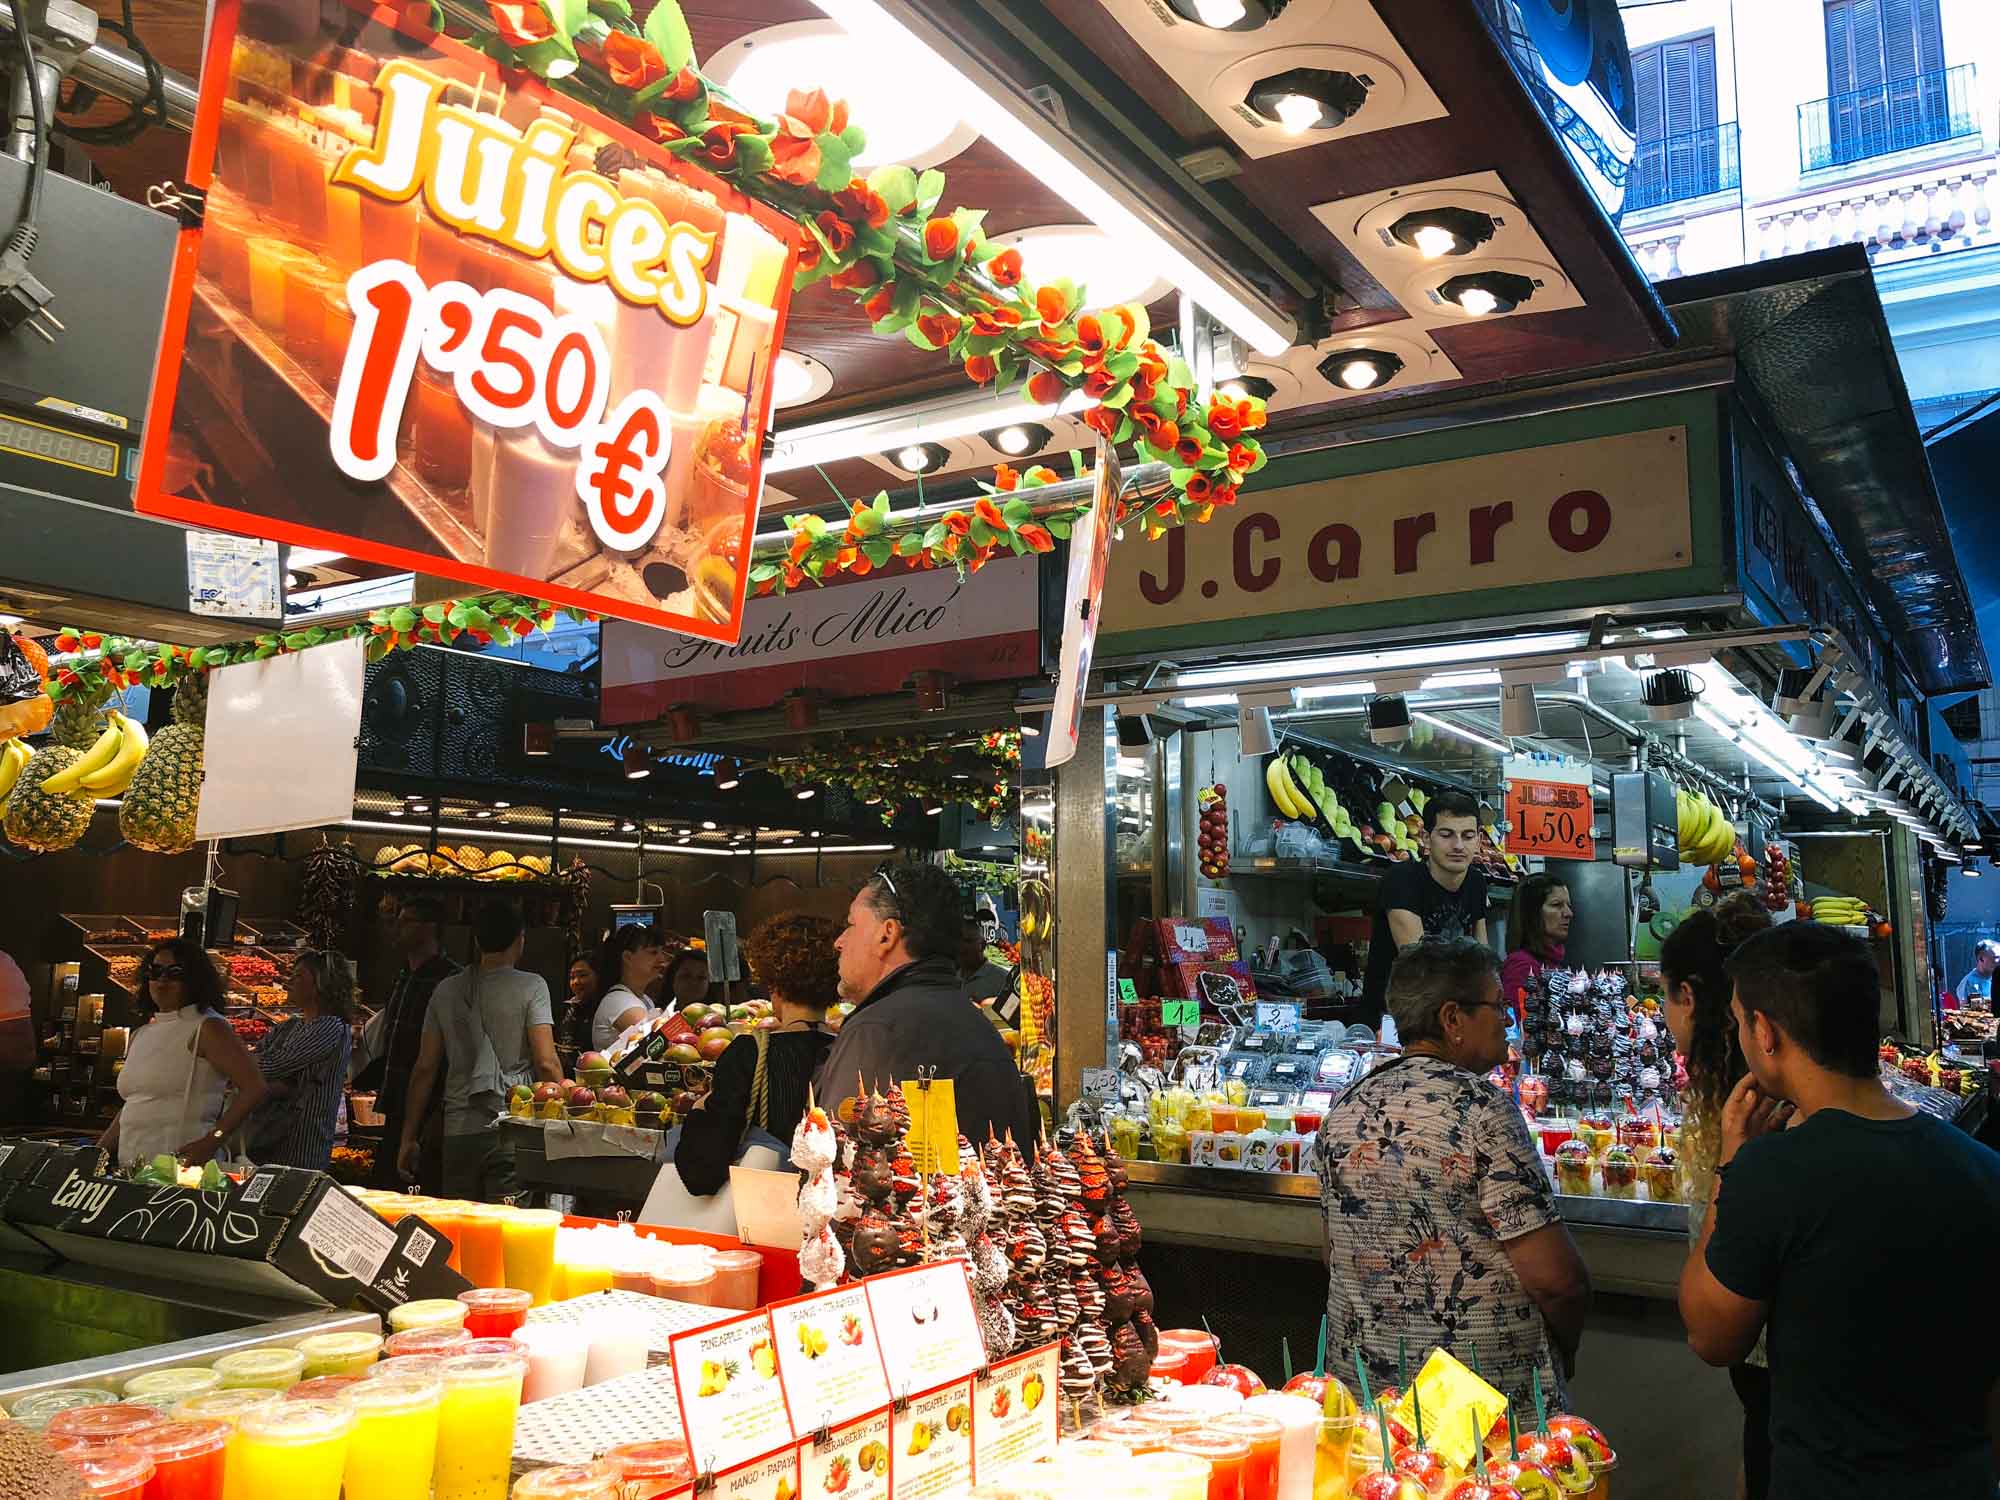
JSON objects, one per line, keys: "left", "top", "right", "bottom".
{"left": 785, "top": 88, "right": 849, "bottom": 136}
{"left": 1082, "top": 367, "right": 1122, "bottom": 399}
{"left": 788, "top": 530, "right": 813, "bottom": 564}
{"left": 1035, "top": 285, "right": 1073, "bottom": 327}
{"left": 993, "top": 465, "right": 1020, "bottom": 491}
{"left": 1186, "top": 473, "right": 1215, "bottom": 504}
{"left": 1082, "top": 405, "right": 1121, "bottom": 438}
{"left": 785, "top": 564, "right": 806, "bottom": 589}
{"left": 1025, "top": 465, "right": 1060, "bottom": 485}
{"left": 635, "top": 112, "right": 685, "bottom": 145}
{"left": 964, "top": 353, "right": 997, "bottom": 383}
{"left": 699, "top": 119, "right": 749, "bottom": 170}
{"left": 969, "top": 306, "right": 1023, "bottom": 335}
{"left": 862, "top": 284, "right": 896, "bottom": 321}
{"left": 487, "top": 0, "right": 552, "bottom": 47}
{"left": 1025, "top": 370, "right": 1065, "bottom": 405}
{"left": 924, "top": 217, "right": 960, "bottom": 260}
{"left": 1175, "top": 435, "right": 1206, "bottom": 466}
{"left": 944, "top": 511, "right": 971, "bottom": 535}
{"left": 770, "top": 124, "right": 821, "bottom": 187}
{"left": 988, "top": 247, "right": 1023, "bottom": 287}
{"left": 1017, "top": 523, "right": 1055, "bottom": 553}
{"left": 1154, "top": 498, "right": 1178, "bottom": 518}
{"left": 974, "top": 497, "right": 1007, "bottom": 529}
{"left": 663, "top": 66, "right": 701, "bottom": 101}
{"left": 815, "top": 211, "right": 855, "bottom": 256}
{"left": 1207, "top": 403, "right": 1243, "bottom": 440}
{"left": 834, "top": 180, "right": 890, "bottom": 228}
{"left": 1239, "top": 398, "right": 1267, "bottom": 430}
{"left": 917, "top": 311, "right": 962, "bottom": 347}
{"left": 1227, "top": 442, "right": 1257, "bottom": 472}
{"left": 796, "top": 235, "right": 823, "bottom": 274}
{"left": 1211, "top": 482, "right": 1239, "bottom": 507}
{"left": 603, "top": 32, "right": 667, "bottom": 90}
{"left": 829, "top": 259, "right": 880, "bottom": 291}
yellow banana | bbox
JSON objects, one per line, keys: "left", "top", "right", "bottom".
{"left": 40, "top": 716, "right": 124, "bottom": 795}
{"left": 0, "top": 741, "right": 28, "bottom": 802}
{"left": 80, "top": 712, "right": 148, "bottom": 795}
{"left": 1264, "top": 754, "right": 1303, "bottom": 820}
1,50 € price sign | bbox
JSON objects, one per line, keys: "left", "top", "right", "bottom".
{"left": 1504, "top": 776, "right": 1594, "bottom": 860}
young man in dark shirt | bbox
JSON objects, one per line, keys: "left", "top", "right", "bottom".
{"left": 1360, "top": 789, "right": 1489, "bottom": 1031}
{"left": 1680, "top": 922, "right": 2000, "bottom": 1500}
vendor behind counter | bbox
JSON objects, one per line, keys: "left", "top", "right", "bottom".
{"left": 1358, "top": 791, "right": 1490, "bottom": 1031}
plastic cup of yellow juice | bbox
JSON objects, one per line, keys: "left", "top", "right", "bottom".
{"left": 213, "top": 1347, "right": 308, "bottom": 1391}
{"left": 297, "top": 1331, "right": 383, "bottom": 1379}
{"left": 501, "top": 1209, "right": 562, "bottom": 1305}
{"left": 231, "top": 1399, "right": 354, "bottom": 1500}
{"left": 434, "top": 1351, "right": 528, "bottom": 1500}
{"left": 338, "top": 1376, "right": 443, "bottom": 1500}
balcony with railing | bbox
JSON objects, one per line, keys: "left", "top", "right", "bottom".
{"left": 1798, "top": 63, "right": 1981, "bottom": 173}
{"left": 1626, "top": 121, "right": 1741, "bottom": 213}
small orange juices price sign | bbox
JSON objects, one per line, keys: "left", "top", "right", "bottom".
{"left": 1390, "top": 1350, "right": 1506, "bottom": 1472}
{"left": 1503, "top": 766, "right": 1595, "bottom": 861}
{"left": 800, "top": 1408, "right": 893, "bottom": 1500}
{"left": 971, "top": 1345, "right": 1059, "bottom": 1482}
{"left": 887, "top": 1381, "right": 973, "bottom": 1500}
{"left": 863, "top": 1263, "right": 985, "bottom": 1398}
{"left": 771, "top": 1284, "right": 893, "bottom": 1432}
{"left": 671, "top": 1310, "right": 796, "bottom": 1476}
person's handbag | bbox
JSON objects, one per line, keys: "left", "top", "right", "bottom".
{"left": 640, "top": 1031, "right": 790, "bottom": 1234}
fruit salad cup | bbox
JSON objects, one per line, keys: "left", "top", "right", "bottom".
{"left": 1599, "top": 1146, "right": 1639, "bottom": 1201}
{"left": 1575, "top": 1113, "right": 1615, "bottom": 1161}
{"left": 1641, "top": 1146, "right": 1680, "bottom": 1202}
{"left": 1553, "top": 1140, "right": 1594, "bottom": 1196}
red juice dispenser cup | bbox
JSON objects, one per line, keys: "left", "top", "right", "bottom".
{"left": 1215, "top": 1413, "right": 1285, "bottom": 1500}
{"left": 458, "top": 1289, "right": 534, "bottom": 1340}
{"left": 71, "top": 1448, "right": 156, "bottom": 1500}
{"left": 1161, "top": 1328, "right": 1221, "bottom": 1384}
{"left": 124, "top": 1418, "right": 232, "bottom": 1500}
{"left": 45, "top": 1404, "right": 168, "bottom": 1447}
{"left": 1170, "top": 1430, "right": 1252, "bottom": 1500}
{"left": 385, "top": 1327, "right": 474, "bottom": 1360}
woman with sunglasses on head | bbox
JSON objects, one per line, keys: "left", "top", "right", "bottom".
{"left": 245, "top": 950, "right": 357, "bottom": 1170}
{"left": 101, "top": 939, "right": 268, "bottom": 1170}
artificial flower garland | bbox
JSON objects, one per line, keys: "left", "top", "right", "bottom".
{"left": 773, "top": 730, "right": 1022, "bottom": 824}
{"left": 454, "top": 0, "right": 1272, "bottom": 592}
{"left": 39, "top": 596, "right": 593, "bottom": 702}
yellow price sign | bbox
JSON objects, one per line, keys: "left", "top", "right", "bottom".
{"left": 1390, "top": 1349, "right": 1505, "bottom": 1471}
{"left": 901, "top": 1078, "right": 961, "bottom": 1176}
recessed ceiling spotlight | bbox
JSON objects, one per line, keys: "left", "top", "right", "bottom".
{"left": 782, "top": 837, "right": 796, "bottom": 845}
{"left": 1388, "top": 207, "right": 1498, "bottom": 259}
{"left": 1164, "top": 0, "right": 1285, "bottom": 29}
{"left": 926, "top": 804, "right": 945, "bottom": 816}
{"left": 701, "top": 820, "right": 717, "bottom": 830}
{"left": 619, "top": 819, "right": 638, "bottom": 832}
{"left": 1216, "top": 374, "right": 1277, "bottom": 403}
{"left": 677, "top": 835, "right": 692, "bottom": 845}
{"left": 1316, "top": 348, "right": 1404, "bottom": 391}
{"left": 409, "top": 802, "right": 430, "bottom": 814}
{"left": 492, "top": 801, "right": 511, "bottom": 809}
{"left": 797, "top": 788, "right": 818, "bottom": 800}
{"left": 771, "top": 350, "right": 833, "bottom": 409}
{"left": 387, "top": 806, "right": 405, "bottom": 817}
{"left": 1436, "top": 270, "right": 1537, "bottom": 316}
{"left": 983, "top": 422, "right": 1052, "bottom": 458}
{"left": 473, "top": 808, "right": 495, "bottom": 820}
{"left": 622, "top": 746, "right": 652, "bottom": 780}
{"left": 717, "top": 773, "right": 741, "bottom": 790}
{"left": 706, "top": 20, "right": 978, "bottom": 170}
{"left": 1245, "top": 68, "right": 1370, "bottom": 134}
{"left": 885, "top": 442, "right": 952, "bottom": 475}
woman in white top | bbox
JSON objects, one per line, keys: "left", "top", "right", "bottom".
{"left": 589, "top": 924, "right": 668, "bottom": 1053}
{"left": 101, "top": 940, "right": 268, "bottom": 1169}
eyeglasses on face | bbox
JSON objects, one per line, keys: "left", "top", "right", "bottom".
{"left": 148, "top": 964, "right": 186, "bottom": 981}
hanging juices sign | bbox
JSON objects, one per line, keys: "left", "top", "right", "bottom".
{"left": 132, "top": 0, "right": 798, "bottom": 642}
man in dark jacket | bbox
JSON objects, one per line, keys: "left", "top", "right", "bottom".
{"left": 816, "top": 862, "right": 1037, "bottom": 1153}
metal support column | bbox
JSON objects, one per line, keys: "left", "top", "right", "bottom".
{"left": 1053, "top": 707, "right": 1110, "bottom": 1115}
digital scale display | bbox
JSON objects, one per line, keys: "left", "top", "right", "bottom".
{"left": 0, "top": 412, "right": 120, "bottom": 477}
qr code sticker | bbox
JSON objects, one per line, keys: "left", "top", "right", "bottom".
{"left": 402, "top": 1226, "right": 437, "bottom": 1264}
{"left": 240, "top": 1172, "right": 273, "bottom": 1204}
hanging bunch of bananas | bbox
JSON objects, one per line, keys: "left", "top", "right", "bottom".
{"left": 1265, "top": 752, "right": 1368, "bottom": 857}
{"left": 1017, "top": 876, "right": 1052, "bottom": 948}
{"left": 37, "top": 708, "right": 149, "bottom": 798}
{"left": 1676, "top": 787, "right": 1737, "bottom": 866}
{"left": 1807, "top": 894, "right": 1875, "bottom": 929}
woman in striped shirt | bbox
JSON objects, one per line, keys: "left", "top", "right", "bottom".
{"left": 247, "top": 950, "right": 356, "bottom": 1170}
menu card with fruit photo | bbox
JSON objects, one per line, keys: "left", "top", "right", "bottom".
{"left": 714, "top": 1445, "right": 802, "bottom": 1500}
{"left": 800, "top": 1408, "right": 892, "bottom": 1500}
{"left": 886, "top": 1381, "right": 972, "bottom": 1500}
{"left": 672, "top": 1310, "right": 797, "bottom": 1473}
{"left": 771, "top": 1285, "right": 892, "bottom": 1431}
{"left": 134, "top": 0, "right": 797, "bottom": 639}
{"left": 970, "top": 1345, "right": 1058, "bottom": 1481}
{"left": 862, "top": 1262, "right": 985, "bottom": 1398}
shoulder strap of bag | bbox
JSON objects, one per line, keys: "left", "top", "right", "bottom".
{"left": 750, "top": 1030, "right": 771, "bottom": 1132}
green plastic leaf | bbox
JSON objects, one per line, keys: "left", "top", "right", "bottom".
{"left": 586, "top": 0, "right": 630, "bottom": 18}
{"left": 1105, "top": 349, "right": 1140, "bottom": 380}
{"left": 389, "top": 606, "right": 418, "bottom": 634}
{"left": 950, "top": 206, "right": 988, "bottom": 242}
{"left": 813, "top": 132, "right": 852, "bottom": 191}
{"left": 642, "top": 0, "right": 694, "bottom": 73}
{"left": 749, "top": 562, "right": 780, "bottom": 583}
{"left": 839, "top": 122, "right": 867, "bottom": 156}
{"left": 970, "top": 519, "right": 995, "bottom": 547}
{"left": 551, "top": 0, "right": 586, "bottom": 40}
{"left": 1002, "top": 498, "right": 1034, "bottom": 527}
{"left": 732, "top": 133, "right": 774, "bottom": 177}
{"left": 868, "top": 164, "right": 918, "bottom": 216}
{"left": 305, "top": 627, "right": 329, "bottom": 646}
{"left": 903, "top": 322, "right": 938, "bottom": 352}
{"left": 862, "top": 537, "right": 895, "bottom": 567}
{"left": 1046, "top": 518, "right": 1072, "bottom": 541}
{"left": 914, "top": 168, "right": 946, "bottom": 216}
{"left": 283, "top": 633, "right": 310, "bottom": 652}
{"left": 421, "top": 603, "right": 447, "bottom": 624}
{"left": 1167, "top": 354, "right": 1194, "bottom": 388}
{"left": 921, "top": 522, "right": 948, "bottom": 550}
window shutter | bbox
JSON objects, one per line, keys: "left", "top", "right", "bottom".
{"left": 1826, "top": 0, "right": 1855, "bottom": 96}
{"left": 1690, "top": 34, "right": 1718, "bottom": 128}
{"left": 1850, "top": 0, "right": 1885, "bottom": 89}
{"left": 1916, "top": 0, "right": 1944, "bottom": 74}
{"left": 1632, "top": 43, "right": 1663, "bottom": 141}
{"left": 1883, "top": 0, "right": 1918, "bottom": 79}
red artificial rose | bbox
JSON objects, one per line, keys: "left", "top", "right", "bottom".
{"left": 993, "top": 465, "right": 1020, "bottom": 491}
{"left": 987, "top": 247, "right": 1023, "bottom": 287}
{"left": 1025, "top": 465, "right": 1060, "bottom": 486}
{"left": 1228, "top": 441, "right": 1257, "bottom": 472}
{"left": 1082, "top": 366, "right": 1121, "bottom": 399}
{"left": 1025, "top": 370, "right": 1065, "bottom": 405}
{"left": 1175, "top": 435, "right": 1206, "bottom": 466}
{"left": 1241, "top": 399, "right": 1267, "bottom": 431}
{"left": 974, "top": 497, "right": 1007, "bottom": 529}
{"left": 1017, "top": 523, "right": 1055, "bottom": 553}
{"left": 924, "top": 217, "right": 960, "bottom": 260}
{"left": 785, "top": 88, "right": 848, "bottom": 136}
{"left": 1207, "top": 403, "right": 1243, "bottom": 439}
{"left": 699, "top": 120, "right": 747, "bottom": 170}
{"left": 917, "top": 311, "right": 962, "bottom": 347}
{"left": 603, "top": 32, "right": 667, "bottom": 90}
{"left": 1082, "top": 405, "right": 1121, "bottom": 438}
{"left": 849, "top": 552, "right": 873, "bottom": 577}
{"left": 1154, "top": 499, "right": 1178, "bottom": 518}
{"left": 755, "top": 575, "right": 777, "bottom": 596}
{"left": 487, "top": 0, "right": 552, "bottom": 47}
{"left": 664, "top": 66, "right": 701, "bottom": 101}
{"left": 944, "top": 511, "right": 971, "bottom": 535}
{"left": 636, "top": 112, "right": 686, "bottom": 145}
{"left": 1186, "top": 473, "right": 1215, "bottom": 504}
{"left": 770, "top": 127, "right": 821, "bottom": 187}
{"left": 969, "top": 306, "right": 1021, "bottom": 336}
{"left": 796, "top": 235, "right": 823, "bottom": 274}
{"left": 1129, "top": 371, "right": 1157, "bottom": 406}
{"left": 785, "top": 564, "right": 805, "bottom": 589}
{"left": 788, "top": 530, "right": 813, "bottom": 564}
{"left": 862, "top": 284, "right": 897, "bottom": 321}
{"left": 829, "top": 258, "right": 880, "bottom": 291}
{"left": 1035, "top": 285, "right": 1072, "bottom": 327}
{"left": 815, "top": 211, "right": 856, "bottom": 256}
{"left": 963, "top": 353, "right": 998, "bottom": 384}
{"left": 1211, "top": 481, "right": 1239, "bottom": 507}
{"left": 834, "top": 180, "right": 890, "bottom": 228}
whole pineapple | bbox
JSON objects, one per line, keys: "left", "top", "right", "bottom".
{"left": 5, "top": 683, "right": 110, "bottom": 852}
{"left": 120, "top": 673, "right": 207, "bottom": 854}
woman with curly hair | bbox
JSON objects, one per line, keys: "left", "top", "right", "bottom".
{"left": 672, "top": 914, "right": 840, "bottom": 1196}
{"left": 1660, "top": 889, "right": 1773, "bottom": 1498}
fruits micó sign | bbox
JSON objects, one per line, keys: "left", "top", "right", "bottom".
{"left": 133, "top": 0, "right": 797, "bottom": 642}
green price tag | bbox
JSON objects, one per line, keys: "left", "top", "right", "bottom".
{"left": 1117, "top": 978, "right": 1138, "bottom": 1004}
{"left": 1163, "top": 999, "right": 1200, "bottom": 1028}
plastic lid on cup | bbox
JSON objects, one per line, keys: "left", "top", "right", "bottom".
{"left": 505, "top": 1208, "right": 563, "bottom": 1229}
{"left": 119, "top": 1393, "right": 183, "bottom": 1413}
{"left": 704, "top": 1248, "right": 761, "bottom": 1271}
{"left": 297, "top": 1331, "right": 383, "bottom": 1366}
{"left": 512, "top": 1459, "right": 623, "bottom": 1499}
{"left": 441, "top": 1351, "right": 530, "bottom": 1387}
{"left": 650, "top": 1266, "right": 715, "bottom": 1291}
{"left": 288, "top": 1376, "right": 367, "bottom": 1402}
{"left": 213, "top": 1347, "right": 308, "bottom": 1388}
{"left": 7, "top": 1387, "right": 119, "bottom": 1429}
{"left": 123, "top": 1418, "right": 233, "bottom": 1465}
{"left": 1168, "top": 1431, "right": 1252, "bottom": 1462}
{"left": 45, "top": 1403, "right": 168, "bottom": 1443}
{"left": 1154, "top": 1384, "right": 1246, "bottom": 1418}
{"left": 1214, "top": 1413, "right": 1285, "bottom": 1444}
{"left": 387, "top": 1298, "right": 470, "bottom": 1333}
{"left": 604, "top": 1437, "right": 692, "bottom": 1483}
{"left": 384, "top": 1326, "right": 474, "bottom": 1358}
{"left": 237, "top": 1399, "right": 356, "bottom": 1447}
{"left": 457, "top": 1338, "right": 530, "bottom": 1359}
{"left": 69, "top": 1447, "right": 155, "bottom": 1496}
{"left": 124, "top": 1367, "right": 223, "bottom": 1401}
{"left": 459, "top": 1287, "right": 534, "bottom": 1316}
{"left": 338, "top": 1376, "right": 443, "bottom": 1415}
{"left": 169, "top": 1388, "right": 281, "bottom": 1426}
{"left": 367, "top": 1354, "right": 454, "bottom": 1383}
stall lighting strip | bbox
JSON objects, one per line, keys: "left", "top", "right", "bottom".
{"left": 1174, "top": 634, "right": 1590, "bottom": 690}
{"left": 1413, "top": 712, "right": 1509, "bottom": 756}
{"left": 340, "top": 818, "right": 896, "bottom": 859}
{"left": 767, "top": 387, "right": 1097, "bottom": 476}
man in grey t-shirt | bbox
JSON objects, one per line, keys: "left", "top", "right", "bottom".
{"left": 399, "top": 901, "right": 560, "bottom": 1201}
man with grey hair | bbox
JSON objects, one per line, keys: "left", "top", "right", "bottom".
{"left": 1953, "top": 939, "right": 1998, "bottom": 1008}
{"left": 1317, "top": 936, "right": 1591, "bottom": 1408}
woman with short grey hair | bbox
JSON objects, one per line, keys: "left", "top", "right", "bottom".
{"left": 246, "top": 949, "right": 356, "bottom": 1169}
{"left": 1317, "top": 936, "right": 1592, "bottom": 1410}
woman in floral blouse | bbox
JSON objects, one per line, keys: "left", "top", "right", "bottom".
{"left": 1317, "top": 936, "right": 1591, "bottom": 1408}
